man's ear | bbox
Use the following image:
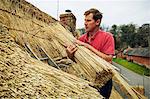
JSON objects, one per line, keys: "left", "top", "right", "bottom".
{"left": 96, "top": 19, "right": 101, "bottom": 25}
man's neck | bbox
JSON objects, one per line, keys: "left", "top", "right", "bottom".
{"left": 88, "top": 27, "right": 99, "bottom": 37}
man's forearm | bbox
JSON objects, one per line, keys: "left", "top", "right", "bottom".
{"left": 85, "top": 44, "right": 113, "bottom": 63}
{"left": 75, "top": 40, "right": 113, "bottom": 63}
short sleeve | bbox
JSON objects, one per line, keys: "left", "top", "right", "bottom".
{"left": 102, "top": 35, "right": 115, "bottom": 55}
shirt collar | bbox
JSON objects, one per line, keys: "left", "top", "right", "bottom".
{"left": 85, "top": 29, "right": 101, "bottom": 41}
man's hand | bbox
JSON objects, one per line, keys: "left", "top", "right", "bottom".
{"left": 74, "top": 40, "right": 89, "bottom": 48}
{"left": 66, "top": 40, "right": 89, "bottom": 61}
{"left": 66, "top": 44, "right": 77, "bottom": 60}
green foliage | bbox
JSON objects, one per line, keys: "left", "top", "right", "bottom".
{"left": 109, "top": 24, "right": 121, "bottom": 49}
{"left": 77, "top": 28, "right": 85, "bottom": 35}
{"left": 120, "top": 24, "right": 136, "bottom": 47}
{"left": 135, "top": 24, "right": 150, "bottom": 47}
{"left": 109, "top": 23, "right": 150, "bottom": 50}
{"left": 110, "top": 25, "right": 117, "bottom": 34}
{"left": 113, "top": 58, "right": 150, "bottom": 76}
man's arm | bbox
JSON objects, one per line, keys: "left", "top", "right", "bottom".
{"left": 75, "top": 40, "right": 113, "bottom": 63}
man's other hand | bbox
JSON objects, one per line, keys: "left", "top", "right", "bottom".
{"left": 66, "top": 44, "right": 77, "bottom": 60}
{"left": 74, "top": 40, "right": 89, "bottom": 48}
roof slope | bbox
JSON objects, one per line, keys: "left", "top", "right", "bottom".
{"left": 126, "top": 48, "right": 150, "bottom": 58}
{"left": 0, "top": 23, "right": 103, "bottom": 98}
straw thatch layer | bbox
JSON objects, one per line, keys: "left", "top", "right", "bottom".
{"left": 0, "top": 24, "right": 103, "bottom": 98}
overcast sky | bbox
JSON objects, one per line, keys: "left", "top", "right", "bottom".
{"left": 26, "top": 0, "right": 150, "bottom": 28}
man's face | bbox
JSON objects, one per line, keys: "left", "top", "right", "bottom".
{"left": 84, "top": 13, "right": 100, "bottom": 32}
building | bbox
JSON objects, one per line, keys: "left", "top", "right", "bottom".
{"left": 124, "top": 47, "right": 150, "bottom": 69}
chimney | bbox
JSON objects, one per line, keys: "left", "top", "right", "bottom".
{"left": 59, "top": 10, "right": 76, "bottom": 33}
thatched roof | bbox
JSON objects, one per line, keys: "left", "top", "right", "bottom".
{"left": 0, "top": 23, "right": 103, "bottom": 99}
{"left": 0, "top": 0, "right": 146, "bottom": 99}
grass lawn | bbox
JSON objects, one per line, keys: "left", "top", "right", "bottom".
{"left": 113, "top": 58, "right": 150, "bottom": 76}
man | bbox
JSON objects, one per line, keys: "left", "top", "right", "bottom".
{"left": 66, "top": 8, "right": 115, "bottom": 99}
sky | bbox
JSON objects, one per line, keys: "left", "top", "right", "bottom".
{"left": 26, "top": 0, "right": 150, "bottom": 29}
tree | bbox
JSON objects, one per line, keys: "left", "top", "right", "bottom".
{"left": 136, "top": 23, "right": 150, "bottom": 47}
{"left": 119, "top": 24, "right": 136, "bottom": 48}
{"left": 110, "top": 24, "right": 121, "bottom": 49}
{"left": 110, "top": 24, "right": 117, "bottom": 36}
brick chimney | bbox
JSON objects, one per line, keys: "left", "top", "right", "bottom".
{"left": 59, "top": 10, "right": 76, "bottom": 34}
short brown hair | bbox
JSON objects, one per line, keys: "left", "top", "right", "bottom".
{"left": 84, "top": 8, "right": 103, "bottom": 21}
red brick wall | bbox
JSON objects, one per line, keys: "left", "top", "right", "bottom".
{"left": 131, "top": 56, "right": 150, "bottom": 69}
{"left": 117, "top": 53, "right": 150, "bottom": 69}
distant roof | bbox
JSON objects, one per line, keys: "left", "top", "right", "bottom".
{"left": 125, "top": 47, "right": 150, "bottom": 58}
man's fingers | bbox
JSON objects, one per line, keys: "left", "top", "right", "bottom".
{"left": 70, "top": 47, "right": 77, "bottom": 54}
{"left": 64, "top": 43, "right": 69, "bottom": 48}
{"left": 72, "top": 47, "right": 77, "bottom": 53}
{"left": 69, "top": 44, "right": 76, "bottom": 50}
{"left": 66, "top": 45, "right": 77, "bottom": 54}
{"left": 66, "top": 44, "right": 78, "bottom": 60}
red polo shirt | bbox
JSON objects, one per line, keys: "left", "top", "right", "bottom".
{"left": 79, "top": 29, "right": 115, "bottom": 55}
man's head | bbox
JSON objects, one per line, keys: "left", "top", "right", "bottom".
{"left": 84, "top": 8, "right": 103, "bottom": 33}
